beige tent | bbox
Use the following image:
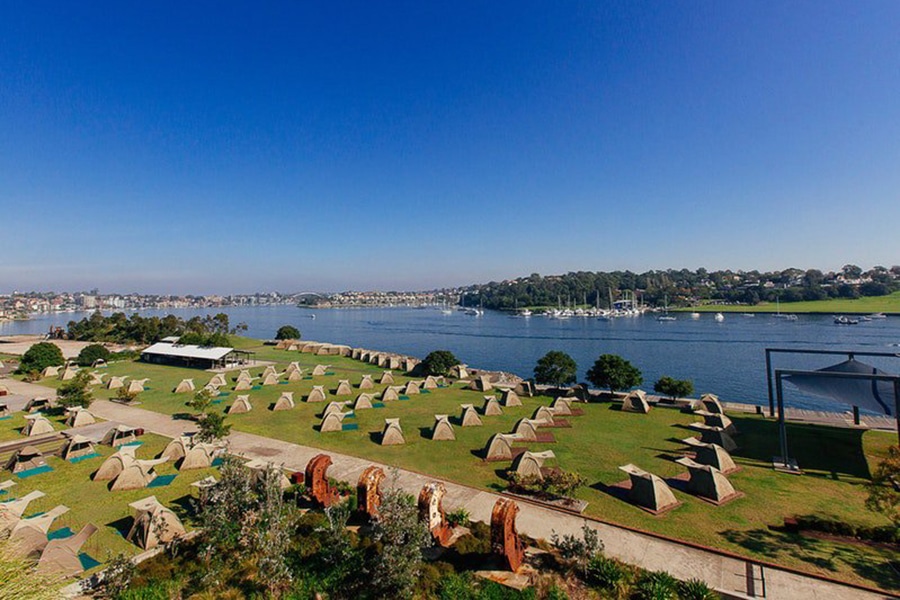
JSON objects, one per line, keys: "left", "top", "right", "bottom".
{"left": 107, "top": 375, "right": 129, "bottom": 390}
{"left": 460, "top": 404, "right": 483, "bottom": 427}
{"left": 403, "top": 380, "right": 420, "bottom": 395}
{"left": 245, "top": 459, "right": 292, "bottom": 489}
{"left": 482, "top": 396, "right": 503, "bottom": 416}
{"left": 550, "top": 397, "right": 574, "bottom": 416}
{"left": 9, "top": 505, "right": 69, "bottom": 558}
{"left": 385, "top": 356, "right": 402, "bottom": 370}
{"left": 501, "top": 389, "right": 522, "bottom": 407}
{"left": 160, "top": 437, "right": 191, "bottom": 462}
{"left": 423, "top": 375, "right": 439, "bottom": 390}
{"left": 88, "top": 371, "right": 105, "bottom": 386}
{"left": 274, "top": 392, "right": 295, "bottom": 411}
{"left": 431, "top": 415, "right": 455, "bottom": 441}
{"left": 286, "top": 361, "right": 301, "bottom": 373}
{"left": 174, "top": 379, "right": 195, "bottom": 393}
{"left": 36, "top": 523, "right": 97, "bottom": 577}
{"left": 312, "top": 364, "right": 329, "bottom": 376}
{"left": 359, "top": 374, "right": 374, "bottom": 390}
{"left": 511, "top": 450, "right": 554, "bottom": 480}
{"left": 450, "top": 364, "right": 470, "bottom": 379}
{"left": 60, "top": 435, "right": 95, "bottom": 461}
{"left": 511, "top": 418, "right": 539, "bottom": 441}
{"left": 236, "top": 370, "right": 253, "bottom": 383}
{"left": 92, "top": 358, "right": 108, "bottom": 368}
{"left": 618, "top": 464, "right": 680, "bottom": 513}
{"left": 93, "top": 446, "right": 138, "bottom": 480}
{"left": 59, "top": 366, "right": 78, "bottom": 381}
{"left": 23, "top": 414, "right": 55, "bottom": 437}
{"left": 320, "top": 411, "right": 349, "bottom": 433}
{"left": 401, "top": 357, "right": 419, "bottom": 372}
{"left": 369, "top": 353, "right": 382, "bottom": 365}
{"left": 0, "top": 403, "right": 8, "bottom": 418}
{"left": 675, "top": 457, "right": 738, "bottom": 503}
{"left": 323, "top": 401, "right": 351, "bottom": 417}
{"left": 126, "top": 378, "right": 149, "bottom": 395}
{"left": 261, "top": 372, "right": 279, "bottom": 386}
{"left": 532, "top": 405, "right": 555, "bottom": 424}
{"left": 682, "top": 437, "right": 738, "bottom": 473}
{"left": 379, "top": 371, "right": 395, "bottom": 385}
{"left": 483, "top": 433, "right": 516, "bottom": 461}
{"left": 335, "top": 380, "right": 352, "bottom": 395}
{"left": 470, "top": 375, "right": 493, "bottom": 392}
{"left": 126, "top": 496, "right": 186, "bottom": 550}
{"left": 228, "top": 395, "right": 253, "bottom": 414}
{"left": 0, "top": 490, "right": 45, "bottom": 532}
{"left": 694, "top": 410, "right": 737, "bottom": 434}
{"left": 181, "top": 443, "right": 219, "bottom": 470}
{"left": 110, "top": 457, "right": 166, "bottom": 491}
{"left": 287, "top": 369, "right": 304, "bottom": 382}
{"left": 65, "top": 407, "right": 96, "bottom": 428}
{"left": 688, "top": 423, "right": 738, "bottom": 452}
{"left": 354, "top": 394, "right": 374, "bottom": 410}
{"left": 24, "top": 397, "right": 52, "bottom": 412}
{"left": 306, "top": 386, "right": 327, "bottom": 403}
{"left": 234, "top": 379, "right": 253, "bottom": 391}
{"left": 700, "top": 393, "right": 725, "bottom": 414}
{"left": 102, "top": 424, "right": 139, "bottom": 446}
{"left": 209, "top": 373, "right": 227, "bottom": 387}
{"left": 622, "top": 390, "right": 650, "bottom": 413}
{"left": 380, "top": 418, "right": 405, "bottom": 445}
{"left": 262, "top": 365, "right": 277, "bottom": 378}
{"left": 41, "top": 366, "right": 61, "bottom": 378}
{"left": 381, "top": 386, "right": 400, "bottom": 402}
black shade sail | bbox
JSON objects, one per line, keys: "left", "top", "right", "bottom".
{"left": 784, "top": 358, "right": 898, "bottom": 416}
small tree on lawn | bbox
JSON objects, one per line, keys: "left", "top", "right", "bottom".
{"left": 56, "top": 370, "right": 94, "bottom": 409}
{"left": 586, "top": 354, "right": 642, "bottom": 394}
{"left": 196, "top": 411, "right": 231, "bottom": 443}
{"left": 17, "top": 342, "right": 64, "bottom": 374}
{"left": 866, "top": 445, "right": 900, "bottom": 526}
{"left": 76, "top": 343, "right": 111, "bottom": 367}
{"left": 653, "top": 376, "right": 694, "bottom": 402}
{"left": 275, "top": 325, "right": 301, "bottom": 340}
{"left": 533, "top": 351, "right": 578, "bottom": 387}
{"left": 186, "top": 388, "right": 215, "bottom": 416}
{"left": 422, "top": 350, "right": 459, "bottom": 377}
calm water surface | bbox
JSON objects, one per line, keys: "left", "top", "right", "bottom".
{"left": 4, "top": 306, "right": 900, "bottom": 412}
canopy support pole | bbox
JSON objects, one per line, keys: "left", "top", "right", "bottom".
{"left": 765, "top": 349, "right": 775, "bottom": 417}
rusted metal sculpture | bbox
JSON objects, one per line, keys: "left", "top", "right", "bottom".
{"left": 490, "top": 498, "right": 525, "bottom": 571}
{"left": 356, "top": 466, "right": 385, "bottom": 519}
{"left": 417, "top": 482, "right": 453, "bottom": 546}
{"left": 305, "top": 454, "right": 338, "bottom": 508}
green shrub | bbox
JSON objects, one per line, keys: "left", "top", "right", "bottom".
{"left": 275, "top": 325, "right": 301, "bottom": 340}
{"left": 678, "top": 578, "right": 719, "bottom": 600}
{"left": 422, "top": 350, "right": 460, "bottom": 376}
{"left": 585, "top": 554, "right": 626, "bottom": 590}
{"left": 634, "top": 570, "right": 678, "bottom": 600}
{"left": 447, "top": 507, "right": 470, "bottom": 527}
{"left": 17, "top": 342, "right": 64, "bottom": 374}
{"left": 76, "top": 343, "right": 111, "bottom": 367}
{"left": 543, "top": 583, "right": 569, "bottom": 599}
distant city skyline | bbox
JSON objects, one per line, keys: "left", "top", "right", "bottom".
{"left": 2, "top": 2, "right": 898, "bottom": 294}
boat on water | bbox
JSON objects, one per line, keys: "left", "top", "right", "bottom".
{"left": 834, "top": 315, "right": 860, "bottom": 325}
{"left": 714, "top": 312, "right": 725, "bottom": 322}
{"left": 657, "top": 295, "right": 676, "bottom": 321}
{"left": 772, "top": 297, "right": 796, "bottom": 320}
{"left": 520, "top": 309, "right": 532, "bottom": 318}
{"left": 742, "top": 313, "right": 756, "bottom": 318}
{"left": 690, "top": 312, "right": 701, "bottom": 319}
{"left": 870, "top": 313, "right": 887, "bottom": 319}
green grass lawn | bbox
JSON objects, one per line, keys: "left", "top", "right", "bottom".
{"left": 1, "top": 432, "right": 219, "bottom": 575}
{"left": 682, "top": 291, "right": 900, "bottom": 314}
{"left": 24, "top": 340, "right": 900, "bottom": 590}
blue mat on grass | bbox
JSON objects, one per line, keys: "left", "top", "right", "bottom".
{"left": 341, "top": 423, "right": 359, "bottom": 431}
{"left": 0, "top": 416, "right": 11, "bottom": 421}
{"left": 399, "top": 395, "right": 410, "bottom": 401}
{"left": 148, "top": 474, "right": 177, "bottom": 488}
{"left": 69, "top": 452, "right": 101, "bottom": 464}
{"left": 251, "top": 385, "right": 262, "bottom": 390}
{"left": 79, "top": 553, "right": 102, "bottom": 570}
{"left": 48, "top": 527, "right": 74, "bottom": 540}
{"left": 372, "top": 402, "right": 385, "bottom": 408}
{"left": 324, "top": 371, "right": 336, "bottom": 376}
{"left": 121, "top": 441, "right": 143, "bottom": 447}
{"left": 211, "top": 399, "right": 223, "bottom": 405}
{"left": 217, "top": 391, "right": 230, "bottom": 397}
{"left": 212, "top": 457, "right": 224, "bottom": 467}
{"left": 17, "top": 465, "right": 53, "bottom": 479}
{"left": 421, "top": 389, "right": 431, "bottom": 394}
{"left": 278, "top": 381, "right": 290, "bottom": 385}
{"left": 303, "top": 376, "right": 313, "bottom": 380}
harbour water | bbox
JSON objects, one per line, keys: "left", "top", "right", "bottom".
{"left": 3, "top": 306, "right": 899, "bottom": 412}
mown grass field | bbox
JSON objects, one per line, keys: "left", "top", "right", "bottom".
{"left": 683, "top": 291, "right": 900, "bottom": 314}
{"left": 27, "top": 337, "right": 899, "bottom": 590}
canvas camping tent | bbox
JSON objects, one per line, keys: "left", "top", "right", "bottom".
{"left": 482, "top": 396, "right": 503, "bottom": 416}
{"left": 59, "top": 366, "right": 78, "bottom": 381}
{"left": 380, "top": 418, "right": 405, "bottom": 445}
{"left": 23, "top": 414, "right": 55, "bottom": 437}
{"left": 24, "top": 397, "right": 52, "bottom": 412}
{"left": 274, "top": 392, "right": 295, "bottom": 411}
{"left": 160, "top": 437, "right": 191, "bottom": 461}
{"left": 0, "top": 490, "right": 45, "bottom": 531}
{"left": 181, "top": 443, "right": 219, "bottom": 470}
{"left": 483, "top": 433, "right": 516, "bottom": 462}
{"left": 312, "top": 364, "right": 329, "bottom": 376}
{"left": 450, "top": 364, "right": 470, "bottom": 379}
{"left": 228, "top": 395, "right": 253, "bottom": 414}
{"left": 335, "top": 380, "right": 352, "bottom": 395}
{"left": 618, "top": 464, "right": 679, "bottom": 513}
{"left": 381, "top": 386, "right": 400, "bottom": 402}
{"left": 60, "top": 435, "right": 95, "bottom": 461}
{"left": 431, "top": 415, "right": 455, "bottom": 441}
{"left": 501, "top": 389, "right": 522, "bottom": 407}
{"left": 36, "top": 524, "right": 97, "bottom": 577}
{"left": 236, "top": 370, "right": 253, "bottom": 383}
{"left": 126, "top": 496, "right": 186, "bottom": 550}
{"left": 306, "top": 386, "right": 327, "bottom": 403}
{"left": 0, "top": 403, "right": 8, "bottom": 418}
{"left": 532, "top": 405, "right": 556, "bottom": 424}
{"left": 354, "top": 394, "right": 374, "bottom": 410}
{"left": 699, "top": 393, "right": 725, "bottom": 415}
{"left": 423, "top": 375, "right": 439, "bottom": 390}
{"left": 688, "top": 423, "right": 738, "bottom": 452}
{"left": 88, "top": 372, "right": 105, "bottom": 386}
{"left": 126, "top": 379, "right": 149, "bottom": 395}
{"left": 107, "top": 376, "right": 128, "bottom": 390}
{"left": 110, "top": 457, "right": 166, "bottom": 491}
{"left": 94, "top": 446, "right": 138, "bottom": 481}
{"left": 511, "top": 418, "right": 539, "bottom": 441}
{"left": 320, "top": 411, "right": 349, "bottom": 432}
{"left": 694, "top": 410, "right": 737, "bottom": 434}
{"left": 460, "top": 404, "right": 483, "bottom": 427}
{"left": 359, "top": 374, "right": 374, "bottom": 389}
{"left": 101, "top": 425, "right": 140, "bottom": 447}
{"left": 261, "top": 372, "right": 279, "bottom": 386}
{"left": 245, "top": 459, "right": 292, "bottom": 489}
{"left": 675, "top": 457, "right": 738, "bottom": 504}
{"left": 287, "top": 369, "right": 303, "bottom": 382}
{"left": 9, "top": 505, "right": 69, "bottom": 558}
{"left": 550, "top": 397, "right": 573, "bottom": 416}
{"left": 511, "top": 450, "right": 555, "bottom": 480}
{"left": 471, "top": 375, "right": 493, "bottom": 392}
{"left": 262, "top": 365, "right": 277, "bottom": 377}
{"left": 323, "top": 401, "right": 350, "bottom": 417}
{"left": 622, "top": 390, "right": 651, "bottom": 413}
{"left": 209, "top": 373, "right": 227, "bottom": 387}
{"left": 41, "top": 366, "right": 60, "bottom": 378}
{"left": 682, "top": 437, "right": 738, "bottom": 473}
{"left": 379, "top": 371, "right": 395, "bottom": 385}
{"left": 174, "top": 379, "right": 195, "bottom": 394}
{"left": 403, "top": 380, "right": 420, "bottom": 395}
{"left": 65, "top": 407, "right": 96, "bottom": 428}
{"left": 234, "top": 379, "right": 253, "bottom": 391}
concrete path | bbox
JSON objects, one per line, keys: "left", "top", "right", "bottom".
{"left": 89, "top": 399, "right": 891, "bottom": 600}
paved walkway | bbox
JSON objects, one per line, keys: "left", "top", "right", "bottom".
{"left": 89, "top": 399, "right": 891, "bottom": 599}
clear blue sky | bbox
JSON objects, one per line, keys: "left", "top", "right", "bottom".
{"left": 1, "top": 2, "right": 898, "bottom": 294}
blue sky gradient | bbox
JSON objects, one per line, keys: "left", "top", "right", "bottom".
{"left": 1, "top": 2, "right": 898, "bottom": 293}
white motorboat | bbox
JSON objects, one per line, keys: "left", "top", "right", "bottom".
{"left": 714, "top": 312, "right": 725, "bottom": 322}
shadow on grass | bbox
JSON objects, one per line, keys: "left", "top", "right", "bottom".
{"left": 106, "top": 515, "right": 132, "bottom": 538}
{"left": 722, "top": 527, "right": 900, "bottom": 591}
{"left": 172, "top": 412, "right": 194, "bottom": 421}
{"left": 417, "top": 426, "right": 432, "bottom": 440}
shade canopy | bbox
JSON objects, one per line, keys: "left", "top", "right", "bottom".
{"left": 784, "top": 358, "right": 899, "bottom": 416}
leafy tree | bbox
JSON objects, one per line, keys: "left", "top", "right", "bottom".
{"left": 76, "top": 343, "right": 111, "bottom": 367}
{"left": 17, "top": 342, "right": 64, "bottom": 374}
{"left": 866, "top": 445, "right": 900, "bottom": 526}
{"left": 551, "top": 522, "right": 603, "bottom": 576}
{"left": 186, "top": 387, "right": 215, "bottom": 416}
{"left": 275, "top": 325, "right": 301, "bottom": 340}
{"left": 369, "top": 480, "right": 433, "bottom": 598}
{"left": 196, "top": 411, "right": 231, "bottom": 443}
{"left": 653, "top": 376, "right": 694, "bottom": 401}
{"left": 533, "top": 351, "right": 578, "bottom": 386}
{"left": 253, "top": 465, "right": 295, "bottom": 597}
{"left": 586, "top": 354, "right": 642, "bottom": 393}
{"left": 56, "top": 370, "right": 94, "bottom": 408}
{"left": 422, "top": 350, "right": 460, "bottom": 377}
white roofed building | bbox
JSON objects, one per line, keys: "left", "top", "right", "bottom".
{"left": 141, "top": 342, "right": 252, "bottom": 370}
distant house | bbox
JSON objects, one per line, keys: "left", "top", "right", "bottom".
{"left": 141, "top": 340, "right": 253, "bottom": 370}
